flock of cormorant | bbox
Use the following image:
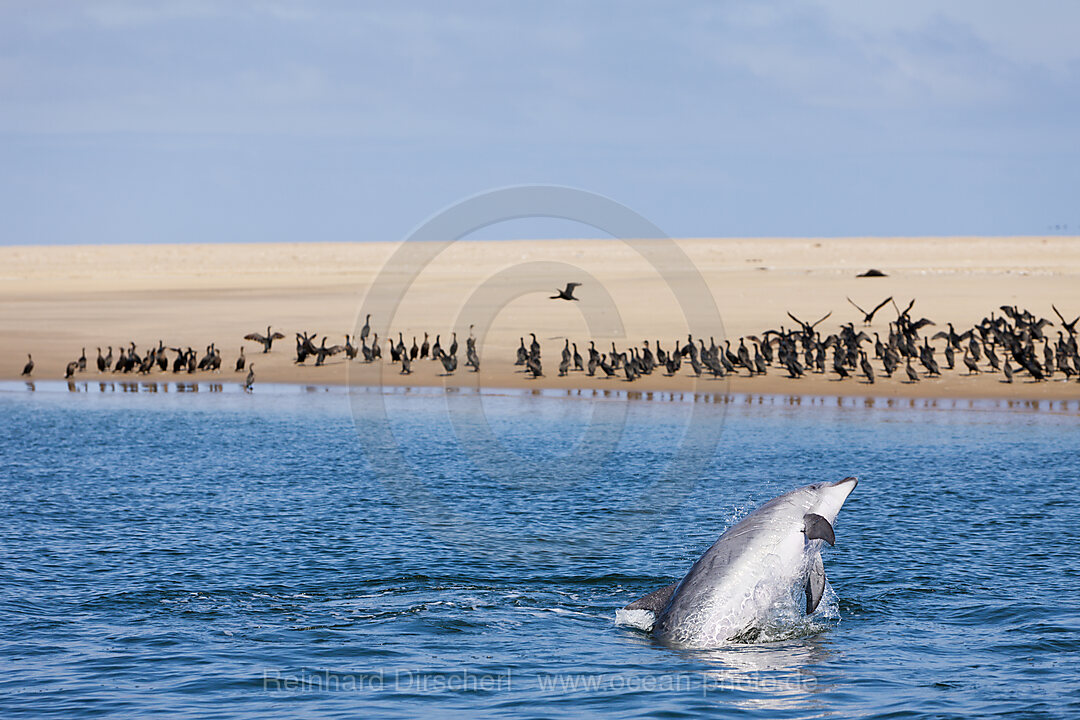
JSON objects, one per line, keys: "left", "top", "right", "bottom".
{"left": 520, "top": 298, "right": 1079, "bottom": 386}
{"left": 21, "top": 296, "right": 1080, "bottom": 390}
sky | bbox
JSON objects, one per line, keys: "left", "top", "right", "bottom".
{"left": 1, "top": 0, "right": 1079, "bottom": 245}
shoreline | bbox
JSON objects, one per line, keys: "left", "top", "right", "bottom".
{"left": 10, "top": 353, "right": 1079, "bottom": 402}
{"left": 5, "top": 376, "right": 1080, "bottom": 413}
{"left": 3, "top": 237, "right": 1080, "bottom": 402}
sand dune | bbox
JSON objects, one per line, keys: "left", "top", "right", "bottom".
{"left": 2, "top": 236, "right": 1079, "bottom": 400}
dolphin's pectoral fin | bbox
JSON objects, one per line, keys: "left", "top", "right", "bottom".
{"left": 805, "top": 552, "right": 826, "bottom": 614}
{"left": 803, "top": 513, "right": 835, "bottom": 546}
{"left": 624, "top": 581, "right": 679, "bottom": 614}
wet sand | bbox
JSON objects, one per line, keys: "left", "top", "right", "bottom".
{"left": 1, "top": 237, "right": 1078, "bottom": 400}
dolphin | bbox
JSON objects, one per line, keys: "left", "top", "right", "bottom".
{"left": 619, "top": 477, "right": 858, "bottom": 647}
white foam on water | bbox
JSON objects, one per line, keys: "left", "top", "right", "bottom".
{"left": 614, "top": 608, "right": 656, "bottom": 632}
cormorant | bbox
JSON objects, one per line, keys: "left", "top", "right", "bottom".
{"left": 313, "top": 338, "right": 344, "bottom": 366}
{"left": 787, "top": 311, "right": 832, "bottom": 338}
{"left": 1052, "top": 305, "right": 1078, "bottom": 335}
{"left": 245, "top": 326, "right": 286, "bottom": 353}
{"left": 436, "top": 349, "right": 457, "bottom": 375}
{"left": 360, "top": 314, "right": 371, "bottom": 342}
{"left": 904, "top": 358, "right": 920, "bottom": 383}
{"left": 962, "top": 348, "right": 980, "bottom": 375}
{"left": 847, "top": 296, "right": 893, "bottom": 325}
{"left": 551, "top": 283, "right": 581, "bottom": 301}
{"left": 859, "top": 351, "right": 875, "bottom": 384}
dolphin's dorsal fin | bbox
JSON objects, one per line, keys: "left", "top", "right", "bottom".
{"left": 805, "top": 552, "right": 826, "bottom": 614}
{"left": 623, "top": 581, "right": 679, "bottom": 614}
{"left": 803, "top": 513, "right": 835, "bottom": 546}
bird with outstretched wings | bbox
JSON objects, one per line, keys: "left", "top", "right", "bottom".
{"left": 244, "top": 326, "right": 287, "bottom": 352}
{"left": 551, "top": 283, "right": 582, "bottom": 301}
{"left": 1052, "top": 304, "right": 1077, "bottom": 334}
{"left": 847, "top": 296, "right": 893, "bottom": 324}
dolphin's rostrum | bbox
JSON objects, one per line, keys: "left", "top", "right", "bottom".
{"left": 619, "top": 477, "right": 858, "bottom": 647}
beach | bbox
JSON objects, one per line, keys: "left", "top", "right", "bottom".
{"left": 2, "top": 236, "right": 1078, "bottom": 400}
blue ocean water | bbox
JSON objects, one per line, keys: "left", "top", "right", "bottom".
{"left": 1, "top": 382, "right": 1079, "bottom": 719}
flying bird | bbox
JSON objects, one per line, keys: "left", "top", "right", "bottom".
{"left": 847, "top": 296, "right": 893, "bottom": 325}
{"left": 551, "top": 283, "right": 582, "bottom": 301}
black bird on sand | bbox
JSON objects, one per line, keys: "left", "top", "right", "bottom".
{"left": 905, "top": 358, "right": 920, "bottom": 383}
{"left": 21, "top": 354, "right": 33, "bottom": 376}
{"left": 1053, "top": 305, "right": 1078, "bottom": 335}
{"left": 963, "top": 348, "right": 980, "bottom": 375}
{"left": 436, "top": 348, "right": 457, "bottom": 375}
{"left": 859, "top": 350, "right": 875, "bottom": 384}
{"left": 245, "top": 326, "right": 286, "bottom": 353}
{"left": 359, "top": 314, "right": 371, "bottom": 342}
{"left": 313, "top": 338, "right": 344, "bottom": 366}
{"left": 787, "top": 311, "right": 832, "bottom": 338}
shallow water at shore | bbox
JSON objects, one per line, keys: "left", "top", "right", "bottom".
{"left": 1, "top": 384, "right": 1079, "bottom": 718}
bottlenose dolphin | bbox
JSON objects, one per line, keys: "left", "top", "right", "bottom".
{"left": 619, "top": 477, "right": 858, "bottom": 647}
